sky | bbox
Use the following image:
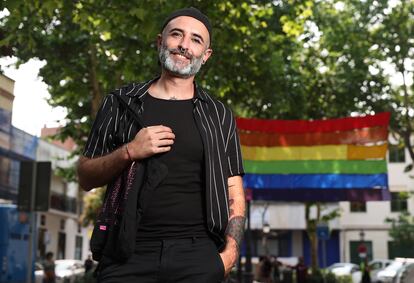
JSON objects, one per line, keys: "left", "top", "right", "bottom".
{"left": 0, "top": 57, "right": 67, "bottom": 137}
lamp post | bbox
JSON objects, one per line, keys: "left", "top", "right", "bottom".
{"left": 262, "top": 223, "right": 270, "bottom": 256}
{"left": 358, "top": 230, "right": 367, "bottom": 263}
{"left": 243, "top": 189, "right": 253, "bottom": 283}
{"left": 359, "top": 230, "right": 365, "bottom": 242}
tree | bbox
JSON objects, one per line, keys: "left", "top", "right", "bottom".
{"left": 386, "top": 200, "right": 414, "bottom": 258}
{"left": 2, "top": 0, "right": 413, "bottom": 271}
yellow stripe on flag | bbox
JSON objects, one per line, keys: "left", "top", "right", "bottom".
{"left": 241, "top": 144, "right": 387, "bottom": 161}
{"left": 241, "top": 145, "right": 347, "bottom": 160}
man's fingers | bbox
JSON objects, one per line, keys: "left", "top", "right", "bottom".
{"left": 146, "top": 125, "right": 173, "bottom": 133}
{"left": 155, "top": 132, "right": 175, "bottom": 140}
{"left": 155, "top": 146, "right": 171, "bottom": 153}
{"left": 156, "top": 139, "right": 174, "bottom": 147}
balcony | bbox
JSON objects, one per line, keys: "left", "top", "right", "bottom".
{"left": 50, "top": 193, "right": 77, "bottom": 214}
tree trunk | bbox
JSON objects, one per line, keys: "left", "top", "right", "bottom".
{"left": 305, "top": 203, "right": 319, "bottom": 271}
{"left": 89, "top": 42, "right": 103, "bottom": 118}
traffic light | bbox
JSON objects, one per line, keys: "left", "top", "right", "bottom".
{"left": 17, "top": 161, "right": 51, "bottom": 212}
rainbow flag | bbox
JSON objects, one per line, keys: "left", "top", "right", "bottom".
{"left": 237, "top": 112, "right": 391, "bottom": 202}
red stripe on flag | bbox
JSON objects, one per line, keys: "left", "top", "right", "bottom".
{"left": 236, "top": 112, "right": 390, "bottom": 134}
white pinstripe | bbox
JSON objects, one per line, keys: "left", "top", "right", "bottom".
{"left": 83, "top": 79, "right": 244, "bottom": 239}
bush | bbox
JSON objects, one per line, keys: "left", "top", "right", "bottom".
{"left": 307, "top": 269, "right": 324, "bottom": 283}
{"left": 324, "top": 272, "right": 338, "bottom": 283}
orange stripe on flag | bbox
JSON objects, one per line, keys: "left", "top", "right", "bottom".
{"left": 239, "top": 126, "right": 388, "bottom": 147}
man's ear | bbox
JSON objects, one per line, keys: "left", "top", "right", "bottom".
{"left": 202, "top": 48, "right": 213, "bottom": 64}
{"left": 156, "top": 34, "right": 162, "bottom": 50}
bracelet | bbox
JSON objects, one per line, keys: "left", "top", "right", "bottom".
{"left": 125, "top": 144, "right": 133, "bottom": 161}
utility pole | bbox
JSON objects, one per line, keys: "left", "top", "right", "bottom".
{"left": 243, "top": 189, "right": 253, "bottom": 283}
{"left": 18, "top": 161, "right": 51, "bottom": 283}
{"left": 27, "top": 162, "right": 37, "bottom": 283}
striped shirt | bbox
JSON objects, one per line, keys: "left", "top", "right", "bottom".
{"left": 83, "top": 78, "right": 244, "bottom": 245}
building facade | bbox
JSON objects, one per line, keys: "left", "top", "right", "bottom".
{"left": 0, "top": 74, "right": 90, "bottom": 261}
{"left": 248, "top": 144, "right": 411, "bottom": 267}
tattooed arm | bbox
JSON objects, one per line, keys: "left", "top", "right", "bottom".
{"left": 220, "top": 175, "right": 246, "bottom": 275}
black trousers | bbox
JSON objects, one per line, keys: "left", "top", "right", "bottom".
{"left": 98, "top": 237, "right": 225, "bottom": 283}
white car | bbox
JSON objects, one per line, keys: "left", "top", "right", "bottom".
{"left": 393, "top": 262, "right": 414, "bottom": 283}
{"left": 375, "top": 261, "right": 404, "bottom": 283}
{"left": 55, "top": 259, "right": 85, "bottom": 283}
{"left": 369, "top": 259, "right": 394, "bottom": 282}
{"left": 326, "top": 262, "right": 362, "bottom": 283}
{"left": 34, "top": 262, "right": 44, "bottom": 283}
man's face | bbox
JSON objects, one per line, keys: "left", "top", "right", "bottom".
{"left": 158, "top": 16, "right": 212, "bottom": 78}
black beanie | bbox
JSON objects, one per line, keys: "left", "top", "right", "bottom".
{"left": 161, "top": 7, "right": 212, "bottom": 44}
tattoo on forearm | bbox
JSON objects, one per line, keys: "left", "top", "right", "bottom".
{"left": 229, "top": 199, "right": 235, "bottom": 216}
{"left": 225, "top": 216, "right": 246, "bottom": 249}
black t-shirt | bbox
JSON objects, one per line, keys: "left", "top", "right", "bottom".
{"left": 136, "top": 94, "right": 208, "bottom": 240}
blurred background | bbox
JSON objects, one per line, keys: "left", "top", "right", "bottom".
{"left": 0, "top": 0, "right": 413, "bottom": 282}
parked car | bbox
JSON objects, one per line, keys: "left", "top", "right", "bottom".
{"left": 326, "top": 262, "right": 362, "bottom": 283}
{"left": 35, "top": 262, "right": 44, "bottom": 283}
{"left": 369, "top": 259, "right": 394, "bottom": 282}
{"left": 393, "top": 262, "right": 414, "bottom": 283}
{"left": 375, "top": 261, "right": 404, "bottom": 283}
{"left": 55, "top": 259, "right": 85, "bottom": 283}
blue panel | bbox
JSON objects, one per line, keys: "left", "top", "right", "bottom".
{"left": 0, "top": 205, "right": 31, "bottom": 283}
{"left": 302, "top": 230, "right": 340, "bottom": 268}
{"left": 244, "top": 173, "right": 388, "bottom": 189}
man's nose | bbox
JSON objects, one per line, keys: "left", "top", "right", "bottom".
{"left": 178, "top": 35, "right": 191, "bottom": 51}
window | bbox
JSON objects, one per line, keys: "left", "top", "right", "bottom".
{"left": 60, "top": 219, "right": 65, "bottom": 230}
{"left": 75, "top": 235, "right": 83, "bottom": 260}
{"left": 388, "top": 241, "right": 414, "bottom": 258}
{"left": 350, "top": 241, "right": 372, "bottom": 264}
{"left": 57, "top": 232, "right": 66, "bottom": 259}
{"left": 391, "top": 192, "right": 408, "bottom": 212}
{"left": 40, "top": 214, "right": 46, "bottom": 226}
{"left": 389, "top": 144, "right": 405, "bottom": 163}
{"left": 350, "top": 202, "right": 367, "bottom": 212}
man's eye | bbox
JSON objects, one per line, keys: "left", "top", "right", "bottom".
{"left": 192, "top": 38, "right": 201, "bottom": 44}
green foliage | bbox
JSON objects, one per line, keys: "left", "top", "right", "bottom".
{"left": 386, "top": 210, "right": 414, "bottom": 247}
{"left": 307, "top": 268, "right": 324, "bottom": 283}
{"left": 324, "top": 272, "right": 337, "bottom": 283}
{"left": 2, "top": 0, "right": 413, "bottom": 147}
{"left": 81, "top": 187, "right": 105, "bottom": 227}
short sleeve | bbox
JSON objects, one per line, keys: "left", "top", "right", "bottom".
{"left": 83, "top": 95, "right": 116, "bottom": 158}
{"left": 226, "top": 111, "right": 245, "bottom": 177}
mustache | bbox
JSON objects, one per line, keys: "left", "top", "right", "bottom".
{"left": 168, "top": 48, "right": 192, "bottom": 60}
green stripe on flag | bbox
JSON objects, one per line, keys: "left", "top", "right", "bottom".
{"left": 243, "top": 160, "right": 387, "bottom": 174}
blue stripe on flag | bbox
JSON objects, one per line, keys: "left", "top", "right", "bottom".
{"left": 243, "top": 173, "right": 388, "bottom": 189}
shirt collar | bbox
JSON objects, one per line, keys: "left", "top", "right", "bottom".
{"left": 125, "top": 77, "right": 207, "bottom": 103}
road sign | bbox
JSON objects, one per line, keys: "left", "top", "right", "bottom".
{"left": 317, "top": 224, "right": 330, "bottom": 240}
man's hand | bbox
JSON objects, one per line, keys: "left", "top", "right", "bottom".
{"left": 221, "top": 176, "right": 246, "bottom": 277}
{"left": 127, "top": 125, "right": 175, "bottom": 160}
{"left": 219, "top": 236, "right": 239, "bottom": 276}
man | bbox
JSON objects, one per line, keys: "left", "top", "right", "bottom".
{"left": 295, "top": 256, "right": 308, "bottom": 283}
{"left": 78, "top": 7, "right": 245, "bottom": 283}
{"left": 84, "top": 254, "right": 94, "bottom": 274}
{"left": 42, "top": 252, "right": 56, "bottom": 283}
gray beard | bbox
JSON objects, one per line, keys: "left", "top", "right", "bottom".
{"left": 159, "top": 45, "right": 204, "bottom": 78}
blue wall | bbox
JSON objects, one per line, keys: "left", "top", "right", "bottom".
{"left": 302, "top": 230, "right": 340, "bottom": 268}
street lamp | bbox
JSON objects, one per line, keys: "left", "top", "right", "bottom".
{"left": 262, "top": 223, "right": 271, "bottom": 256}
{"left": 359, "top": 230, "right": 365, "bottom": 242}
{"left": 358, "top": 230, "right": 367, "bottom": 262}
